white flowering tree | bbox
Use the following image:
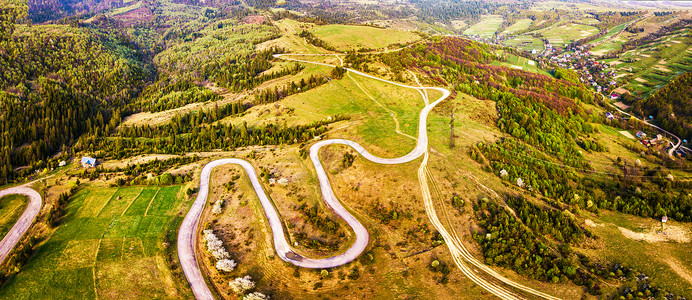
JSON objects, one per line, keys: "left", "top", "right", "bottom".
{"left": 244, "top": 292, "right": 269, "bottom": 300}
{"left": 216, "top": 259, "right": 237, "bottom": 272}
{"left": 229, "top": 275, "right": 255, "bottom": 294}
{"left": 212, "top": 199, "right": 223, "bottom": 214}
{"left": 203, "top": 229, "right": 234, "bottom": 268}
{"left": 516, "top": 177, "right": 524, "bottom": 187}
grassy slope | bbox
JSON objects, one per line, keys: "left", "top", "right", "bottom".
{"left": 502, "top": 19, "right": 533, "bottom": 35}
{"left": 463, "top": 15, "right": 503, "bottom": 37}
{"left": 0, "top": 195, "right": 28, "bottom": 240}
{"left": 0, "top": 186, "right": 193, "bottom": 299}
{"left": 503, "top": 36, "right": 545, "bottom": 52}
{"left": 578, "top": 211, "right": 692, "bottom": 296}
{"left": 492, "top": 50, "right": 550, "bottom": 76}
{"left": 542, "top": 23, "right": 599, "bottom": 46}
{"left": 223, "top": 65, "right": 424, "bottom": 157}
{"left": 311, "top": 24, "right": 421, "bottom": 51}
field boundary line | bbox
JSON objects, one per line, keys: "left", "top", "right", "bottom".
{"left": 144, "top": 188, "right": 161, "bottom": 216}
{"left": 95, "top": 189, "right": 120, "bottom": 218}
{"left": 121, "top": 187, "right": 144, "bottom": 217}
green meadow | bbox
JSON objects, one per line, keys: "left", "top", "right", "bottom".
{"left": 0, "top": 186, "right": 192, "bottom": 299}
{"left": 0, "top": 195, "right": 28, "bottom": 240}
{"left": 464, "top": 15, "right": 503, "bottom": 37}
{"left": 310, "top": 24, "right": 421, "bottom": 51}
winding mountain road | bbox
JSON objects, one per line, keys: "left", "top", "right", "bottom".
{"left": 178, "top": 52, "right": 560, "bottom": 300}
{"left": 0, "top": 186, "right": 42, "bottom": 265}
{"left": 603, "top": 94, "right": 682, "bottom": 156}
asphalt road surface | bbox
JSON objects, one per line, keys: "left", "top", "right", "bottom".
{"left": 0, "top": 186, "right": 42, "bottom": 265}
{"left": 179, "top": 52, "right": 560, "bottom": 300}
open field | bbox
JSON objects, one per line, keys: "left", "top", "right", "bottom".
{"left": 451, "top": 20, "right": 468, "bottom": 31}
{"left": 579, "top": 17, "right": 600, "bottom": 25}
{"left": 591, "top": 40, "right": 624, "bottom": 55}
{"left": 463, "top": 15, "right": 503, "bottom": 37}
{"left": 109, "top": 1, "right": 143, "bottom": 16}
{"left": 503, "top": 36, "right": 544, "bottom": 52}
{"left": 310, "top": 24, "right": 421, "bottom": 51}
{"left": 541, "top": 23, "right": 599, "bottom": 46}
{"left": 578, "top": 211, "right": 692, "bottom": 296}
{"left": 0, "top": 195, "right": 28, "bottom": 240}
{"left": 492, "top": 51, "right": 549, "bottom": 75}
{"left": 258, "top": 19, "right": 328, "bottom": 54}
{"left": 501, "top": 19, "right": 532, "bottom": 35}
{"left": 0, "top": 186, "right": 193, "bottom": 299}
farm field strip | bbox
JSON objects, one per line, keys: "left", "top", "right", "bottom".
{"left": 0, "top": 186, "right": 190, "bottom": 299}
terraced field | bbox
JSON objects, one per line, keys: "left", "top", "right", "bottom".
{"left": 611, "top": 28, "right": 692, "bottom": 97}
{"left": 0, "top": 186, "right": 192, "bottom": 299}
{"left": 501, "top": 19, "right": 532, "bottom": 35}
{"left": 503, "top": 36, "right": 544, "bottom": 52}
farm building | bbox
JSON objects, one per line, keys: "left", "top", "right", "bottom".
{"left": 81, "top": 157, "right": 97, "bottom": 168}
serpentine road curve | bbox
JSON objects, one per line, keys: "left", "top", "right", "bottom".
{"left": 177, "top": 56, "right": 450, "bottom": 299}
{"left": 0, "top": 186, "right": 42, "bottom": 266}
{"left": 178, "top": 53, "right": 560, "bottom": 300}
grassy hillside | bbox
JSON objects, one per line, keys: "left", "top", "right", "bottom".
{"left": 0, "top": 186, "right": 193, "bottom": 299}
{"left": 310, "top": 24, "right": 421, "bottom": 51}
{"left": 0, "top": 195, "right": 28, "bottom": 239}
{"left": 463, "top": 15, "right": 503, "bottom": 37}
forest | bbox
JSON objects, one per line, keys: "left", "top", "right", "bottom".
{"left": 473, "top": 197, "right": 602, "bottom": 294}
{"left": 0, "top": 4, "right": 145, "bottom": 181}
{"left": 631, "top": 72, "right": 692, "bottom": 142}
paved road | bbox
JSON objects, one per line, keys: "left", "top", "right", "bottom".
{"left": 177, "top": 66, "right": 450, "bottom": 298}
{"left": 0, "top": 186, "right": 42, "bottom": 265}
{"left": 179, "top": 52, "right": 560, "bottom": 300}
{"left": 603, "top": 94, "right": 682, "bottom": 156}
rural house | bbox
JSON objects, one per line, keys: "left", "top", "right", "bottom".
{"left": 81, "top": 157, "right": 97, "bottom": 168}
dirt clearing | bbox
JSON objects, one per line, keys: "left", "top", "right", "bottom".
{"left": 618, "top": 224, "right": 690, "bottom": 243}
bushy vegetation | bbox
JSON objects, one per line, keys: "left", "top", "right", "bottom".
{"left": 106, "top": 116, "right": 345, "bottom": 156}
{"left": 133, "top": 78, "right": 221, "bottom": 112}
{"left": 473, "top": 198, "right": 602, "bottom": 294}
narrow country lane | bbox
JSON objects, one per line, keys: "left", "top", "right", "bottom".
{"left": 0, "top": 186, "right": 42, "bottom": 266}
